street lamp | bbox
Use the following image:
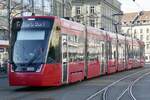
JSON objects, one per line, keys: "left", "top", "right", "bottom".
{"left": 7, "top": 0, "right": 11, "bottom": 43}
{"left": 112, "top": 12, "right": 123, "bottom": 69}
{"left": 130, "top": 11, "right": 144, "bottom": 59}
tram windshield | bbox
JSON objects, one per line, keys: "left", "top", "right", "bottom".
{"left": 11, "top": 18, "right": 54, "bottom": 66}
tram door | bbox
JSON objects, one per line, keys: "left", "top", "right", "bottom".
{"left": 61, "top": 34, "right": 68, "bottom": 84}
{"left": 101, "top": 42, "right": 106, "bottom": 74}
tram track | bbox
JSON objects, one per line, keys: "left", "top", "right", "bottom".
{"left": 86, "top": 68, "right": 150, "bottom": 100}
{"left": 129, "top": 71, "right": 150, "bottom": 100}
{"left": 116, "top": 71, "right": 150, "bottom": 100}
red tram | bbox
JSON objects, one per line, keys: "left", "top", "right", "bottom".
{"left": 8, "top": 16, "right": 145, "bottom": 86}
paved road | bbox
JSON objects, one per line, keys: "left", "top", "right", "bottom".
{"left": 132, "top": 69, "right": 150, "bottom": 100}
{"left": 0, "top": 64, "right": 150, "bottom": 100}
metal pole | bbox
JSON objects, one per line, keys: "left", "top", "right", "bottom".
{"left": 21, "top": 0, "right": 23, "bottom": 16}
{"left": 31, "top": 0, "right": 35, "bottom": 15}
{"left": 114, "top": 23, "right": 119, "bottom": 70}
{"left": 42, "top": 0, "right": 44, "bottom": 15}
{"left": 50, "top": 0, "right": 53, "bottom": 15}
{"left": 7, "top": 0, "right": 11, "bottom": 67}
{"left": 85, "top": 5, "right": 88, "bottom": 78}
{"left": 130, "top": 11, "right": 143, "bottom": 59}
{"left": 131, "top": 25, "right": 134, "bottom": 59}
{"left": 62, "top": 0, "right": 65, "bottom": 17}
{"left": 112, "top": 12, "right": 123, "bottom": 70}
{"left": 125, "top": 33, "right": 127, "bottom": 69}
{"left": 7, "top": 0, "right": 11, "bottom": 42}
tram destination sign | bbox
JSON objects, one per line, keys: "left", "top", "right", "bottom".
{"left": 14, "top": 18, "right": 53, "bottom": 29}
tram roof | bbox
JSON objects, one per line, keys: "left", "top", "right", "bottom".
{"left": 61, "top": 18, "right": 85, "bottom": 31}
{"left": 13, "top": 16, "right": 56, "bottom": 19}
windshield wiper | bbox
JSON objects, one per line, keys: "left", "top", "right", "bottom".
{"left": 27, "top": 55, "right": 39, "bottom": 65}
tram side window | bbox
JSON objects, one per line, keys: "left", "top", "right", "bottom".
{"left": 87, "top": 37, "right": 98, "bottom": 62}
{"left": 136, "top": 47, "right": 139, "bottom": 58}
{"left": 68, "top": 35, "right": 84, "bottom": 62}
{"left": 69, "top": 52, "right": 76, "bottom": 62}
{"left": 133, "top": 46, "right": 137, "bottom": 58}
{"left": 113, "top": 51, "right": 116, "bottom": 59}
{"left": 123, "top": 49, "right": 125, "bottom": 59}
{"left": 102, "top": 43, "right": 105, "bottom": 57}
{"left": 88, "top": 53, "right": 98, "bottom": 61}
{"left": 111, "top": 43, "right": 116, "bottom": 59}
{"left": 128, "top": 45, "right": 132, "bottom": 58}
{"left": 140, "top": 46, "right": 144, "bottom": 58}
{"left": 108, "top": 41, "right": 112, "bottom": 59}
{"left": 138, "top": 46, "right": 141, "bottom": 58}
{"left": 47, "top": 30, "right": 60, "bottom": 63}
{"left": 119, "top": 44, "right": 125, "bottom": 59}
{"left": 127, "top": 45, "right": 130, "bottom": 58}
{"left": 68, "top": 52, "right": 84, "bottom": 62}
{"left": 97, "top": 40, "right": 102, "bottom": 60}
{"left": 118, "top": 44, "right": 122, "bottom": 59}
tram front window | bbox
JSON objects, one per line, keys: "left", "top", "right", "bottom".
{"left": 10, "top": 18, "right": 54, "bottom": 72}
{"left": 13, "top": 30, "right": 46, "bottom": 64}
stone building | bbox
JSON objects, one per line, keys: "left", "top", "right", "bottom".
{"left": 122, "top": 11, "right": 150, "bottom": 62}
{"left": 0, "top": 0, "right": 9, "bottom": 68}
{"left": 71, "top": 0, "right": 122, "bottom": 33}
{"left": 0, "top": 0, "right": 72, "bottom": 68}
{"left": 10, "top": 0, "right": 72, "bottom": 17}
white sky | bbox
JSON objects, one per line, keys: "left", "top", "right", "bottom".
{"left": 118, "top": 0, "right": 150, "bottom": 13}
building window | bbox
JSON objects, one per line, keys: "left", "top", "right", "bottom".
{"left": 90, "top": 6, "right": 94, "bottom": 14}
{"left": 147, "top": 44, "right": 149, "bottom": 49}
{"left": 76, "top": 6, "right": 81, "bottom": 15}
{"left": 134, "top": 33, "right": 136, "bottom": 38}
{"left": 134, "top": 29, "right": 136, "bottom": 33}
{"left": 140, "top": 35, "right": 143, "bottom": 40}
{"left": 90, "top": 19, "right": 95, "bottom": 27}
{"left": 147, "top": 35, "right": 149, "bottom": 41}
{"left": 145, "top": 56, "right": 148, "bottom": 60}
{"left": 140, "top": 29, "right": 143, "bottom": 33}
{"left": 127, "top": 29, "right": 130, "bottom": 34}
{"left": 0, "top": 3, "right": 4, "bottom": 9}
{"left": 129, "top": 21, "right": 132, "bottom": 23}
{"left": 143, "top": 20, "right": 146, "bottom": 23}
{"left": 137, "top": 20, "right": 140, "bottom": 23}
{"left": 76, "top": 18, "right": 80, "bottom": 23}
{"left": 121, "top": 30, "right": 124, "bottom": 33}
{"left": 147, "top": 28, "right": 149, "bottom": 33}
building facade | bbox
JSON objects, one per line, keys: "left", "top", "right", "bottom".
{"left": 71, "top": 0, "right": 122, "bottom": 33}
{"left": 10, "top": 0, "right": 72, "bottom": 17}
{"left": 0, "top": 0, "right": 72, "bottom": 68}
{"left": 122, "top": 11, "right": 150, "bottom": 62}
{"left": 0, "top": 0, "right": 9, "bottom": 68}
